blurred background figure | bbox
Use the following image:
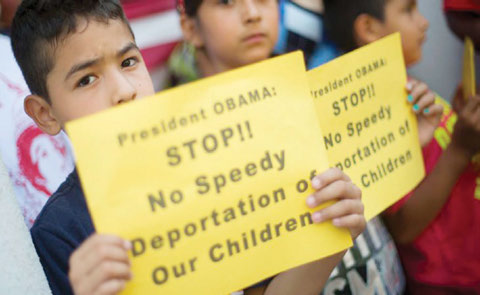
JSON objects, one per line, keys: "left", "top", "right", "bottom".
{"left": 408, "top": 0, "right": 478, "bottom": 100}
{"left": 122, "top": 0, "right": 182, "bottom": 90}
{"left": 0, "top": 0, "right": 74, "bottom": 227}
{"left": 0, "top": 0, "right": 20, "bottom": 34}
{"left": 274, "top": 0, "right": 339, "bottom": 68}
{"left": 444, "top": 0, "right": 480, "bottom": 50}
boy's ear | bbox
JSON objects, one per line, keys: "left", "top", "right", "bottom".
{"left": 24, "top": 95, "right": 62, "bottom": 136}
{"left": 180, "top": 14, "right": 204, "bottom": 48}
{"left": 353, "top": 14, "right": 385, "bottom": 47}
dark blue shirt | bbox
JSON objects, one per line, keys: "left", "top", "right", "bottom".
{"left": 31, "top": 170, "right": 94, "bottom": 295}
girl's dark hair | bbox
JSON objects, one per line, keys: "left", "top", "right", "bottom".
{"left": 10, "top": 0, "right": 133, "bottom": 102}
{"left": 323, "top": 0, "right": 387, "bottom": 52}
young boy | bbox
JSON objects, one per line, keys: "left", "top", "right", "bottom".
{"left": 324, "top": 0, "right": 480, "bottom": 293}
{"left": 11, "top": 0, "right": 366, "bottom": 294}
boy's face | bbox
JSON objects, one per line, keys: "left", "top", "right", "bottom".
{"left": 380, "top": 0, "right": 429, "bottom": 65}
{"left": 189, "top": 0, "right": 279, "bottom": 73}
{"left": 27, "top": 18, "right": 154, "bottom": 135}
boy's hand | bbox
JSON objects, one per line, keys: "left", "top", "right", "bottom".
{"left": 406, "top": 79, "right": 443, "bottom": 147}
{"left": 306, "top": 168, "right": 365, "bottom": 239}
{"left": 69, "top": 234, "right": 132, "bottom": 295}
{"left": 451, "top": 87, "right": 480, "bottom": 159}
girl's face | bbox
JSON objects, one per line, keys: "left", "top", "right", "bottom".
{"left": 380, "top": 0, "right": 429, "bottom": 65}
{"left": 186, "top": 0, "right": 279, "bottom": 74}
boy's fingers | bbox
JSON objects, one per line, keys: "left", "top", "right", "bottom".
{"left": 74, "top": 234, "right": 130, "bottom": 262}
{"left": 70, "top": 258, "right": 131, "bottom": 295}
{"left": 311, "top": 199, "right": 364, "bottom": 223}
{"left": 307, "top": 181, "right": 361, "bottom": 208}
{"left": 71, "top": 280, "right": 90, "bottom": 295}
{"left": 69, "top": 235, "right": 131, "bottom": 283}
{"left": 95, "top": 279, "right": 127, "bottom": 295}
{"left": 88, "top": 261, "right": 132, "bottom": 293}
{"left": 311, "top": 168, "right": 351, "bottom": 190}
{"left": 80, "top": 243, "right": 131, "bottom": 278}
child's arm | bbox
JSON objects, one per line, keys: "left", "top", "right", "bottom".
{"left": 251, "top": 253, "right": 347, "bottom": 295}
{"left": 406, "top": 78, "right": 444, "bottom": 147}
{"left": 383, "top": 89, "right": 480, "bottom": 244}
{"left": 68, "top": 234, "right": 132, "bottom": 295}
{"left": 245, "top": 168, "right": 365, "bottom": 295}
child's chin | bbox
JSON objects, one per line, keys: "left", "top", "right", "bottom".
{"left": 406, "top": 53, "right": 422, "bottom": 67}
{"left": 244, "top": 50, "right": 272, "bottom": 65}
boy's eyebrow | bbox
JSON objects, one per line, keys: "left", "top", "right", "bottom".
{"left": 65, "top": 57, "right": 101, "bottom": 81}
{"left": 65, "top": 42, "right": 140, "bottom": 81}
{"left": 117, "top": 42, "right": 140, "bottom": 57}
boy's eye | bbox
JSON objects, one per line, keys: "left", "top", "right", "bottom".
{"left": 121, "top": 57, "right": 138, "bottom": 68}
{"left": 218, "top": 0, "right": 234, "bottom": 5}
{"left": 77, "top": 75, "right": 96, "bottom": 88}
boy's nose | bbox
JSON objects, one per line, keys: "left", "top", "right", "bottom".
{"left": 111, "top": 72, "right": 137, "bottom": 105}
{"left": 242, "top": 0, "right": 261, "bottom": 23}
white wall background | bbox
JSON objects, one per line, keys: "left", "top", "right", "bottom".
{"left": 0, "top": 157, "right": 51, "bottom": 295}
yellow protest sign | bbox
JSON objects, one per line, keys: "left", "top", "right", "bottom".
{"left": 308, "top": 33, "right": 425, "bottom": 219}
{"left": 463, "top": 36, "right": 476, "bottom": 99}
{"left": 66, "top": 52, "right": 352, "bottom": 295}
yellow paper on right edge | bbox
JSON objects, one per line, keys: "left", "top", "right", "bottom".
{"left": 463, "top": 36, "right": 476, "bottom": 99}
{"left": 308, "top": 33, "right": 425, "bottom": 219}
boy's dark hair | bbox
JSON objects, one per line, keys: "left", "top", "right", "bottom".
{"left": 179, "top": 0, "right": 203, "bottom": 17}
{"left": 323, "top": 0, "right": 387, "bottom": 52}
{"left": 10, "top": 0, "right": 133, "bottom": 103}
